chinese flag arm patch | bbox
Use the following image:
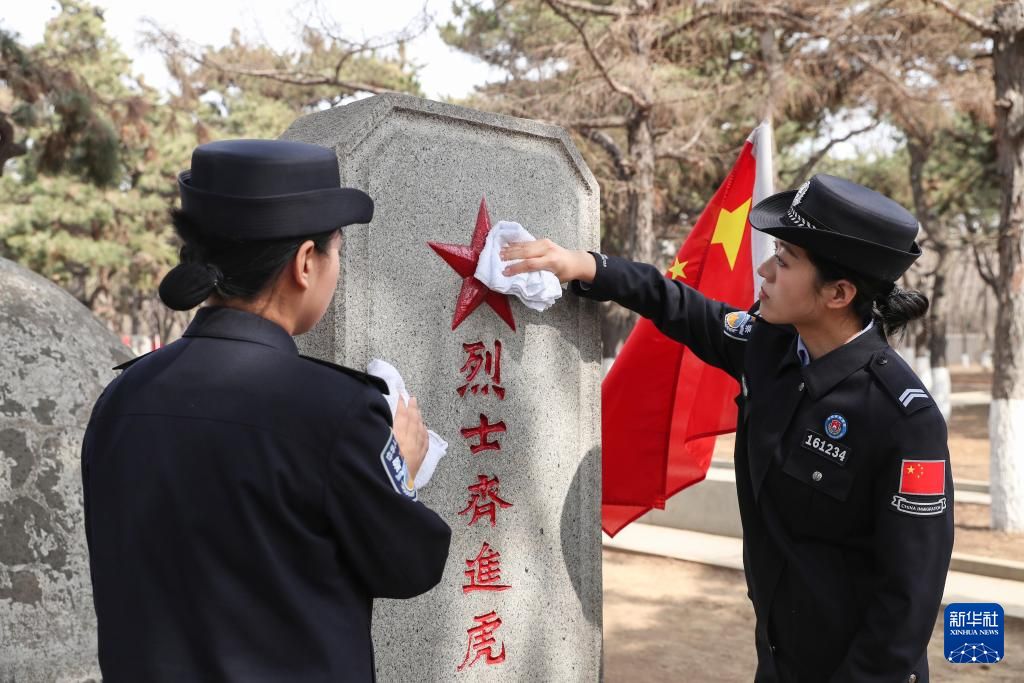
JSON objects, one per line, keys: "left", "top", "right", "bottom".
{"left": 898, "top": 460, "right": 946, "bottom": 496}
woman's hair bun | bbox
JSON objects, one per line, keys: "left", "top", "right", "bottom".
{"left": 875, "top": 284, "right": 929, "bottom": 338}
{"left": 158, "top": 262, "right": 221, "bottom": 311}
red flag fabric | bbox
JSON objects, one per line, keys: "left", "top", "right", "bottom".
{"left": 898, "top": 460, "right": 946, "bottom": 496}
{"left": 602, "top": 125, "right": 775, "bottom": 537}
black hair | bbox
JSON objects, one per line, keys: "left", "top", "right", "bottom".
{"left": 804, "top": 250, "right": 929, "bottom": 340}
{"left": 158, "top": 209, "right": 338, "bottom": 311}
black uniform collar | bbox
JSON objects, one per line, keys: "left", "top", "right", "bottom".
{"left": 798, "top": 322, "right": 888, "bottom": 400}
{"left": 183, "top": 306, "right": 298, "bottom": 354}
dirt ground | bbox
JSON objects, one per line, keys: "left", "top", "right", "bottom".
{"left": 947, "top": 406, "right": 989, "bottom": 483}
{"left": 941, "top": 369, "right": 1024, "bottom": 560}
{"left": 604, "top": 549, "right": 1023, "bottom": 682}
{"left": 952, "top": 503, "right": 1024, "bottom": 562}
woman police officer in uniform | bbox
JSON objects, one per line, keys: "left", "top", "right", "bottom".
{"left": 82, "top": 139, "right": 452, "bottom": 682}
{"left": 503, "top": 174, "right": 953, "bottom": 682}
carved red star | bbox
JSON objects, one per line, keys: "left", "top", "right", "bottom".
{"left": 428, "top": 198, "right": 516, "bottom": 331}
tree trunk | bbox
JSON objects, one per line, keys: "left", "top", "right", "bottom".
{"left": 913, "top": 325, "right": 933, "bottom": 390}
{"left": 990, "top": 2, "right": 1024, "bottom": 531}
{"left": 908, "top": 140, "right": 952, "bottom": 419}
{"left": 928, "top": 263, "right": 951, "bottom": 420}
{"left": 626, "top": 112, "right": 657, "bottom": 266}
{"left": 758, "top": 23, "right": 783, "bottom": 191}
{"left": 600, "top": 111, "right": 656, "bottom": 363}
{"left": 600, "top": 302, "right": 635, "bottom": 373}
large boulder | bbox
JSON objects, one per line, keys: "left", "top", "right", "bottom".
{"left": 0, "top": 257, "right": 132, "bottom": 682}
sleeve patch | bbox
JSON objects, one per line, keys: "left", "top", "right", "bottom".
{"left": 380, "top": 432, "right": 417, "bottom": 500}
{"left": 899, "top": 459, "right": 946, "bottom": 495}
{"left": 890, "top": 459, "right": 946, "bottom": 516}
{"left": 891, "top": 495, "right": 947, "bottom": 516}
{"left": 723, "top": 310, "right": 754, "bottom": 341}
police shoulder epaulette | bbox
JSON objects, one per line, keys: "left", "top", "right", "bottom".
{"left": 298, "top": 354, "right": 389, "bottom": 395}
{"left": 867, "top": 349, "right": 934, "bottom": 415}
{"left": 112, "top": 350, "right": 156, "bottom": 372}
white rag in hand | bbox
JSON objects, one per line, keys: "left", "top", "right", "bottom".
{"left": 474, "top": 220, "right": 563, "bottom": 312}
{"left": 366, "top": 359, "right": 448, "bottom": 490}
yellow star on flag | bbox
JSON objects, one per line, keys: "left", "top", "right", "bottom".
{"left": 668, "top": 258, "right": 688, "bottom": 281}
{"left": 711, "top": 198, "right": 751, "bottom": 270}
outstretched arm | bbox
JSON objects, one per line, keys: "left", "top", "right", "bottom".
{"left": 501, "top": 240, "right": 749, "bottom": 378}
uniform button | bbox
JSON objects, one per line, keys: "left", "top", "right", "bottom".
{"left": 908, "top": 674, "right": 917, "bottom": 683}
{"left": 878, "top": 357, "right": 888, "bottom": 365}
{"left": 812, "top": 471, "right": 823, "bottom": 482}
{"left": 797, "top": 382, "right": 805, "bottom": 392}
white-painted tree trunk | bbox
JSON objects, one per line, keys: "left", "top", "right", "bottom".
{"left": 931, "top": 366, "right": 952, "bottom": 422}
{"left": 915, "top": 355, "right": 934, "bottom": 392}
{"left": 991, "top": 399, "right": 1024, "bottom": 531}
{"left": 989, "top": 3, "right": 1024, "bottom": 532}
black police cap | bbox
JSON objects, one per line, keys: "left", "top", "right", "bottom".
{"left": 177, "top": 139, "right": 374, "bottom": 240}
{"left": 749, "top": 174, "right": 921, "bottom": 282}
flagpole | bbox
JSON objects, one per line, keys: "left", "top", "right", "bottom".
{"left": 749, "top": 122, "right": 776, "bottom": 301}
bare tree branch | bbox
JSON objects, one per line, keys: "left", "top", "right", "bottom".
{"left": 655, "top": 124, "right": 705, "bottom": 162}
{"left": 543, "top": 0, "right": 649, "bottom": 109}
{"left": 547, "top": 0, "right": 640, "bottom": 18}
{"left": 851, "top": 49, "right": 937, "bottom": 103}
{"left": 142, "top": 21, "right": 400, "bottom": 96}
{"left": 207, "top": 64, "right": 394, "bottom": 94}
{"left": 784, "top": 121, "right": 880, "bottom": 185}
{"left": 970, "top": 238, "right": 999, "bottom": 291}
{"left": 655, "top": 7, "right": 813, "bottom": 48}
{"left": 577, "top": 127, "right": 634, "bottom": 180}
{"left": 310, "top": 2, "right": 431, "bottom": 82}
{"left": 306, "top": 0, "right": 432, "bottom": 51}
{"left": 566, "top": 116, "right": 631, "bottom": 128}
{"left": 656, "top": 149, "right": 700, "bottom": 162}
{"left": 919, "top": 0, "right": 997, "bottom": 36}
{"left": 963, "top": 215, "right": 1000, "bottom": 291}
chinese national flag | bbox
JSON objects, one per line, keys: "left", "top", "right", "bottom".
{"left": 899, "top": 460, "right": 946, "bottom": 496}
{"left": 601, "top": 124, "right": 776, "bottom": 537}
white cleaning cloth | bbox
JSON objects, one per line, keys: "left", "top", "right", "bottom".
{"left": 474, "top": 220, "right": 563, "bottom": 312}
{"left": 367, "top": 359, "right": 448, "bottom": 490}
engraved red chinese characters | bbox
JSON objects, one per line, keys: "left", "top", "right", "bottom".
{"left": 459, "top": 475, "right": 513, "bottom": 527}
{"left": 457, "top": 611, "right": 506, "bottom": 671}
{"left": 463, "top": 541, "right": 511, "bottom": 593}
{"left": 460, "top": 414, "right": 507, "bottom": 454}
{"left": 458, "top": 340, "right": 505, "bottom": 399}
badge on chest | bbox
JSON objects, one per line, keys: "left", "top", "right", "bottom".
{"left": 801, "top": 429, "right": 849, "bottom": 466}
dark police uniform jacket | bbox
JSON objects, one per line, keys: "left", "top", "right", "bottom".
{"left": 82, "top": 306, "right": 452, "bottom": 682}
{"left": 572, "top": 254, "right": 954, "bottom": 683}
